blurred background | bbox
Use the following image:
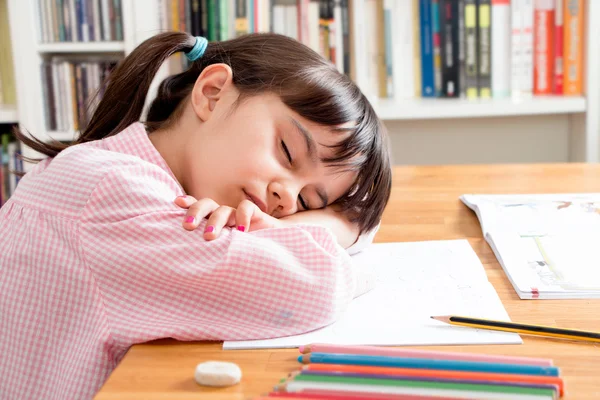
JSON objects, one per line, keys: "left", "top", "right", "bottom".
{"left": 0, "top": 0, "right": 595, "bottom": 206}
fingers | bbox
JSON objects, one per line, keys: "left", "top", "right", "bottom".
{"left": 180, "top": 198, "right": 219, "bottom": 231}
{"left": 234, "top": 200, "right": 258, "bottom": 232}
{"left": 174, "top": 195, "right": 197, "bottom": 209}
{"left": 204, "top": 206, "right": 236, "bottom": 240}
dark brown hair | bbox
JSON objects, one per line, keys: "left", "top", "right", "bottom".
{"left": 15, "top": 32, "right": 391, "bottom": 234}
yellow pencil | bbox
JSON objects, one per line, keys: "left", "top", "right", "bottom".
{"left": 431, "top": 315, "right": 600, "bottom": 343}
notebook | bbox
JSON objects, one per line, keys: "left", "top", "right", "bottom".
{"left": 461, "top": 193, "right": 600, "bottom": 299}
{"left": 223, "top": 240, "right": 521, "bottom": 350}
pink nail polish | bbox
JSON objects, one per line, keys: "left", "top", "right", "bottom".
{"left": 237, "top": 225, "right": 246, "bottom": 232}
{"left": 185, "top": 216, "right": 195, "bottom": 223}
{"left": 204, "top": 225, "right": 214, "bottom": 233}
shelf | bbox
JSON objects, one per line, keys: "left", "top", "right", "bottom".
{"left": 0, "top": 105, "right": 18, "bottom": 123}
{"left": 46, "top": 131, "right": 78, "bottom": 142}
{"left": 38, "top": 41, "right": 125, "bottom": 53}
{"left": 374, "top": 96, "right": 587, "bottom": 120}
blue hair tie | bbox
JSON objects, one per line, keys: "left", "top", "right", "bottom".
{"left": 185, "top": 36, "right": 208, "bottom": 62}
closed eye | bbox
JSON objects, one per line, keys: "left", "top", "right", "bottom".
{"left": 281, "top": 140, "right": 292, "bottom": 164}
{"left": 298, "top": 195, "right": 309, "bottom": 210}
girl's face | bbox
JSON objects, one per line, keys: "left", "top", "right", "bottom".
{"left": 159, "top": 64, "right": 357, "bottom": 218}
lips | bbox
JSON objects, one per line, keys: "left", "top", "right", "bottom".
{"left": 243, "top": 190, "right": 268, "bottom": 214}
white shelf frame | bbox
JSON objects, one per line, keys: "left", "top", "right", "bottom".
{"left": 37, "top": 41, "right": 126, "bottom": 53}
{"left": 373, "top": 97, "right": 586, "bottom": 121}
{"left": 0, "top": 105, "right": 18, "bottom": 124}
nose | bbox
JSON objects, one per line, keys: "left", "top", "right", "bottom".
{"left": 268, "top": 181, "right": 299, "bottom": 216}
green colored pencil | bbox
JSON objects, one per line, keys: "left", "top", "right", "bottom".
{"left": 276, "top": 374, "right": 557, "bottom": 399}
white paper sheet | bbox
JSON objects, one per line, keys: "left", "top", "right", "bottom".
{"left": 223, "top": 240, "right": 521, "bottom": 350}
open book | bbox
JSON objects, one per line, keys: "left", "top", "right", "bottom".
{"left": 461, "top": 193, "right": 600, "bottom": 299}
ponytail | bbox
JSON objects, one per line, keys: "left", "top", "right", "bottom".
{"left": 14, "top": 32, "right": 195, "bottom": 158}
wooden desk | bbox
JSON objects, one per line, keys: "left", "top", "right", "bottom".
{"left": 96, "top": 164, "right": 600, "bottom": 400}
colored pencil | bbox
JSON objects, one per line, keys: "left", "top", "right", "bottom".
{"left": 298, "top": 353, "right": 560, "bottom": 377}
{"left": 266, "top": 391, "right": 464, "bottom": 399}
{"left": 431, "top": 315, "right": 600, "bottom": 343}
{"left": 298, "top": 344, "right": 553, "bottom": 366}
{"left": 302, "top": 364, "right": 564, "bottom": 396}
{"left": 299, "top": 371, "right": 559, "bottom": 394}
{"left": 276, "top": 374, "right": 558, "bottom": 400}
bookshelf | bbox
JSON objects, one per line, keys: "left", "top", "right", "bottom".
{"left": 6, "top": 0, "right": 600, "bottom": 169}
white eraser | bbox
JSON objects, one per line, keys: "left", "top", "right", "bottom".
{"left": 194, "top": 361, "right": 242, "bottom": 387}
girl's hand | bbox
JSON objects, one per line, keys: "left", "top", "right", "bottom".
{"left": 174, "top": 195, "right": 285, "bottom": 240}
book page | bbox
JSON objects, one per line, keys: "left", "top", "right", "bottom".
{"left": 223, "top": 240, "right": 521, "bottom": 350}
{"left": 462, "top": 193, "right": 600, "bottom": 235}
{"left": 493, "top": 232, "right": 600, "bottom": 294}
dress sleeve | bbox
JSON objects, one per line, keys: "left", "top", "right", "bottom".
{"left": 79, "top": 164, "right": 357, "bottom": 343}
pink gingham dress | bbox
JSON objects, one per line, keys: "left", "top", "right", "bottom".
{"left": 0, "top": 123, "right": 372, "bottom": 399}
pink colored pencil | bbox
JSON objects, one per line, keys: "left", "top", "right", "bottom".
{"left": 298, "top": 344, "right": 553, "bottom": 366}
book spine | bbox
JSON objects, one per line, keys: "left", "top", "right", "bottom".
{"left": 69, "top": 0, "right": 78, "bottom": 41}
{"left": 521, "top": 0, "right": 534, "bottom": 97}
{"left": 75, "top": 64, "right": 84, "bottom": 129}
{"left": 563, "top": 0, "right": 583, "bottom": 95}
{"left": 101, "top": 0, "right": 111, "bottom": 40}
{"left": 341, "top": 0, "right": 350, "bottom": 75}
{"left": 534, "top": 0, "right": 554, "bottom": 95}
{"left": 56, "top": 0, "right": 65, "bottom": 41}
{"left": 62, "top": 0, "right": 71, "bottom": 41}
{"left": 440, "top": 0, "right": 459, "bottom": 97}
{"left": 431, "top": 0, "right": 442, "bottom": 96}
{"left": 491, "top": 0, "right": 510, "bottom": 98}
{"left": 464, "top": 0, "right": 478, "bottom": 99}
{"left": 80, "top": 0, "right": 89, "bottom": 41}
{"left": 113, "top": 0, "right": 122, "bottom": 40}
{"left": 411, "top": 0, "right": 421, "bottom": 97}
{"left": 553, "top": 0, "right": 563, "bottom": 93}
{"left": 419, "top": 0, "right": 435, "bottom": 97}
{"left": 328, "top": 0, "right": 337, "bottom": 67}
{"left": 392, "top": 0, "right": 415, "bottom": 99}
{"left": 511, "top": 0, "right": 522, "bottom": 99}
{"left": 478, "top": 0, "right": 491, "bottom": 98}
{"left": 383, "top": 0, "right": 393, "bottom": 97}
{"left": 218, "top": 1, "right": 229, "bottom": 40}
{"left": 298, "top": 0, "right": 310, "bottom": 44}
{"left": 93, "top": 0, "right": 101, "bottom": 41}
{"left": 458, "top": 0, "right": 466, "bottom": 97}
{"left": 235, "top": 0, "right": 248, "bottom": 35}
{"left": 87, "top": 0, "right": 95, "bottom": 41}
{"left": 207, "top": 0, "right": 216, "bottom": 40}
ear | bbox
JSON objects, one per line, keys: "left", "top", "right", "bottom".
{"left": 190, "top": 63, "right": 234, "bottom": 122}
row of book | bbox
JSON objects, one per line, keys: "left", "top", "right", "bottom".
{"left": 37, "top": 0, "right": 124, "bottom": 43}
{"left": 253, "top": 343, "right": 563, "bottom": 399}
{"left": 41, "top": 59, "right": 118, "bottom": 133}
{"left": 378, "top": 0, "right": 585, "bottom": 101}
{"left": 160, "top": 0, "right": 350, "bottom": 75}
{"left": 0, "top": 132, "right": 22, "bottom": 207}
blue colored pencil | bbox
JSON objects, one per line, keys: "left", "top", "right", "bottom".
{"left": 298, "top": 353, "right": 560, "bottom": 377}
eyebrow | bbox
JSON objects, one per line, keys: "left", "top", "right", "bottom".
{"left": 290, "top": 117, "right": 318, "bottom": 163}
{"left": 290, "top": 117, "right": 329, "bottom": 208}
